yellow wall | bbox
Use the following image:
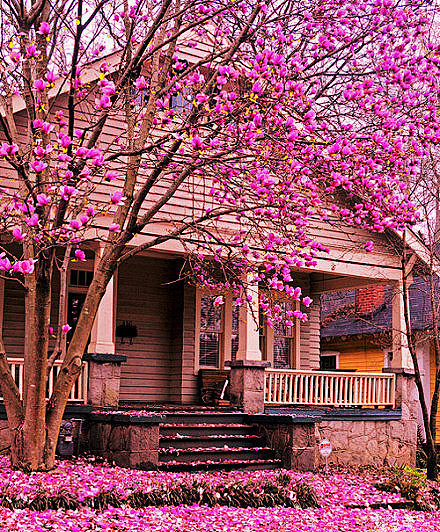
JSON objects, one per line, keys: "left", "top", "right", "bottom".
{"left": 325, "top": 338, "right": 385, "bottom": 372}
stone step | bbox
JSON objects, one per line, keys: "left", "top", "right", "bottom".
{"left": 161, "top": 413, "right": 248, "bottom": 425}
{"left": 159, "top": 446, "right": 275, "bottom": 463}
{"left": 159, "top": 458, "right": 283, "bottom": 472}
{"left": 160, "top": 434, "right": 265, "bottom": 449}
{"left": 160, "top": 423, "right": 257, "bottom": 438}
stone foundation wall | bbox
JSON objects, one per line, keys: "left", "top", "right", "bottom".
{"left": 86, "top": 414, "right": 161, "bottom": 469}
{"left": 316, "top": 418, "right": 417, "bottom": 467}
{"left": 251, "top": 415, "right": 319, "bottom": 471}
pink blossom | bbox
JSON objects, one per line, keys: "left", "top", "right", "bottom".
{"left": 46, "top": 71, "right": 58, "bottom": 83}
{"left": 0, "top": 143, "right": 18, "bottom": 157}
{"left": 104, "top": 170, "right": 118, "bottom": 181}
{"left": 13, "top": 259, "right": 35, "bottom": 274}
{"left": 12, "top": 228, "right": 24, "bottom": 241}
{"left": 33, "top": 78, "right": 49, "bottom": 92}
{"left": 30, "top": 160, "right": 47, "bottom": 173}
{"left": 302, "top": 296, "right": 313, "bottom": 307}
{"left": 26, "top": 214, "right": 39, "bottom": 227}
{"left": 196, "top": 93, "right": 208, "bottom": 104}
{"left": 109, "top": 223, "right": 120, "bottom": 232}
{"left": 0, "top": 257, "right": 11, "bottom": 270}
{"left": 36, "top": 193, "right": 49, "bottom": 206}
{"left": 135, "top": 76, "right": 148, "bottom": 89}
{"left": 62, "top": 324, "right": 72, "bottom": 333}
{"left": 26, "top": 45, "right": 39, "bottom": 58}
{"left": 110, "top": 191, "right": 123, "bottom": 204}
{"left": 74, "top": 249, "right": 86, "bottom": 261}
{"left": 213, "top": 295, "right": 224, "bottom": 306}
{"left": 60, "top": 186, "right": 77, "bottom": 201}
{"left": 70, "top": 219, "right": 81, "bottom": 230}
{"left": 95, "top": 94, "right": 111, "bottom": 109}
{"left": 191, "top": 135, "right": 204, "bottom": 150}
{"left": 38, "top": 21, "right": 51, "bottom": 35}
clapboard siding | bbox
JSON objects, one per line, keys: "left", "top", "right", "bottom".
{"left": 323, "top": 338, "right": 386, "bottom": 372}
{"left": 300, "top": 292, "right": 321, "bottom": 370}
{"left": 0, "top": 97, "right": 403, "bottom": 281}
{"left": 117, "top": 256, "right": 175, "bottom": 403}
{"left": 3, "top": 280, "right": 25, "bottom": 357}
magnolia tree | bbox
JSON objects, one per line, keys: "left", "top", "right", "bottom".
{"left": 0, "top": 0, "right": 438, "bottom": 470}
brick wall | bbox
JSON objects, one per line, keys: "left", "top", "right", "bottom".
{"left": 356, "top": 286, "right": 385, "bottom": 314}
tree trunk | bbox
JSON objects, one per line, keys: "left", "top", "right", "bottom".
{"left": 426, "top": 441, "right": 438, "bottom": 481}
{"left": 42, "top": 246, "right": 121, "bottom": 470}
{"left": 9, "top": 254, "right": 54, "bottom": 470}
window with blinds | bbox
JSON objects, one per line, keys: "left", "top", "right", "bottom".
{"left": 199, "top": 295, "right": 223, "bottom": 367}
{"left": 273, "top": 301, "right": 294, "bottom": 369}
{"left": 231, "top": 302, "right": 239, "bottom": 361}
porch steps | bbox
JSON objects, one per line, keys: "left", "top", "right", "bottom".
{"left": 158, "top": 412, "right": 282, "bottom": 471}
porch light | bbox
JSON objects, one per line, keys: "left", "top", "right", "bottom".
{"left": 116, "top": 320, "right": 138, "bottom": 344}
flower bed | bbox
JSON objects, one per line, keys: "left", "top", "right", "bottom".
{"left": 0, "top": 456, "right": 429, "bottom": 511}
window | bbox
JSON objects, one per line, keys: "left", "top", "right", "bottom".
{"left": 67, "top": 267, "right": 93, "bottom": 344}
{"left": 199, "top": 295, "right": 223, "bottom": 367}
{"left": 170, "top": 88, "right": 192, "bottom": 115}
{"left": 320, "top": 351, "right": 339, "bottom": 370}
{"left": 259, "top": 297, "right": 299, "bottom": 369}
{"left": 70, "top": 269, "right": 93, "bottom": 287}
{"left": 273, "top": 301, "right": 294, "bottom": 369}
{"left": 231, "top": 302, "right": 239, "bottom": 362}
{"left": 196, "top": 291, "right": 240, "bottom": 370}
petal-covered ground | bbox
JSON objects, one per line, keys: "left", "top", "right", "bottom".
{"left": 0, "top": 506, "right": 440, "bottom": 532}
{"left": 0, "top": 456, "right": 410, "bottom": 507}
{"left": 0, "top": 457, "right": 439, "bottom": 531}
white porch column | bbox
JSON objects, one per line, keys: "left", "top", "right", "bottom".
{"left": 236, "top": 279, "right": 261, "bottom": 361}
{"left": 88, "top": 246, "right": 116, "bottom": 355}
{"left": 391, "top": 280, "right": 413, "bottom": 371}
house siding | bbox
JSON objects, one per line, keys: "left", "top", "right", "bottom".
{"left": 300, "top": 292, "right": 321, "bottom": 370}
{"left": 117, "top": 256, "right": 175, "bottom": 403}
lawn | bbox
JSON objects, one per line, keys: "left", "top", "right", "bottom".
{"left": 0, "top": 456, "right": 439, "bottom": 531}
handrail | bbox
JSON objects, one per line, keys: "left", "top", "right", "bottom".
{"left": 6, "top": 358, "right": 88, "bottom": 403}
{"left": 264, "top": 369, "right": 395, "bottom": 408}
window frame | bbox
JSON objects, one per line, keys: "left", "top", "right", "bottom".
{"left": 319, "top": 350, "right": 340, "bottom": 370}
{"left": 194, "top": 290, "right": 236, "bottom": 373}
{"left": 259, "top": 293, "right": 301, "bottom": 370}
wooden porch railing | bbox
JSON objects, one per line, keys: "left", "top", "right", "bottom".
{"left": 264, "top": 369, "right": 395, "bottom": 408}
{"left": 6, "top": 358, "right": 88, "bottom": 403}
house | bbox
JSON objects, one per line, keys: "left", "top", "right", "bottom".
{"left": 321, "top": 278, "right": 438, "bottom": 442}
{"left": 0, "top": 46, "right": 429, "bottom": 469}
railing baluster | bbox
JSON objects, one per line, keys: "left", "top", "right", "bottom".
{"left": 2, "top": 358, "right": 87, "bottom": 404}
{"left": 263, "top": 369, "right": 396, "bottom": 408}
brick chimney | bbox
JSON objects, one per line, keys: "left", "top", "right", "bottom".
{"left": 356, "top": 286, "right": 385, "bottom": 314}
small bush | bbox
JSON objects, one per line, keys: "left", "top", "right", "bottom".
{"left": 375, "top": 468, "right": 440, "bottom": 511}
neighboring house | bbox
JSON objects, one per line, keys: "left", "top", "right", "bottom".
{"left": 321, "top": 278, "right": 438, "bottom": 440}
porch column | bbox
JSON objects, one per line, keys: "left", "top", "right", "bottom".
{"left": 236, "top": 280, "right": 261, "bottom": 361}
{"left": 228, "top": 278, "right": 269, "bottom": 414}
{"left": 385, "top": 280, "right": 418, "bottom": 465}
{"left": 391, "top": 280, "right": 413, "bottom": 371}
{"left": 86, "top": 245, "right": 124, "bottom": 408}
{"left": 88, "top": 246, "right": 116, "bottom": 355}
